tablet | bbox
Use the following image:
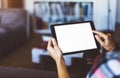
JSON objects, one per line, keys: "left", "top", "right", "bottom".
{"left": 50, "top": 21, "right": 98, "bottom": 54}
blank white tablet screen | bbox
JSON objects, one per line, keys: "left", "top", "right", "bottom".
{"left": 54, "top": 23, "right": 97, "bottom": 53}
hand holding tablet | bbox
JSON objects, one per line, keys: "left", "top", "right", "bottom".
{"left": 50, "top": 21, "right": 98, "bottom": 55}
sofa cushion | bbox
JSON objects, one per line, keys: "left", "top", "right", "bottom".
{"left": 0, "top": 24, "right": 21, "bottom": 31}
{"left": 0, "top": 9, "right": 27, "bottom": 26}
{"left": 0, "top": 27, "right": 6, "bottom": 35}
{"left": 0, "top": 9, "right": 29, "bottom": 54}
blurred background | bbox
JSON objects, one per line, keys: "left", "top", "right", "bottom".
{"left": 1, "top": 0, "right": 119, "bottom": 32}
{"left": 0, "top": 0, "right": 120, "bottom": 75}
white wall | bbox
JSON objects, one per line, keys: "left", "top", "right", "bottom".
{"left": 93, "top": 0, "right": 108, "bottom": 31}
{"left": 24, "top": 0, "right": 35, "bottom": 14}
{"left": 116, "top": 0, "right": 120, "bottom": 23}
{"left": 109, "top": 0, "right": 117, "bottom": 31}
{"left": 92, "top": 0, "right": 117, "bottom": 31}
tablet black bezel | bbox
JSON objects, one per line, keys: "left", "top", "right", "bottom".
{"left": 50, "top": 21, "right": 99, "bottom": 55}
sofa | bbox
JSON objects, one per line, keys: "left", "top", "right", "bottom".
{"left": 0, "top": 9, "right": 29, "bottom": 55}
{"left": 0, "top": 66, "right": 80, "bottom": 78}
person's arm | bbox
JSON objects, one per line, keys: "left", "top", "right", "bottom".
{"left": 56, "top": 58, "right": 70, "bottom": 78}
{"left": 92, "top": 30, "right": 116, "bottom": 52}
{"left": 47, "top": 38, "right": 70, "bottom": 78}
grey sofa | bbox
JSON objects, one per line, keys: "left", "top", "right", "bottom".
{"left": 0, "top": 9, "right": 29, "bottom": 54}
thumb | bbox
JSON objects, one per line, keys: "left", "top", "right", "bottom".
{"left": 95, "top": 35, "right": 104, "bottom": 46}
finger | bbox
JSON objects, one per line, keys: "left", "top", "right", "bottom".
{"left": 95, "top": 35, "right": 104, "bottom": 46}
{"left": 92, "top": 30, "right": 107, "bottom": 39}
{"left": 107, "top": 33, "right": 111, "bottom": 37}
{"left": 92, "top": 30, "right": 105, "bottom": 36}
{"left": 47, "top": 38, "right": 52, "bottom": 48}
{"left": 51, "top": 38, "right": 58, "bottom": 48}
{"left": 47, "top": 38, "right": 54, "bottom": 51}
